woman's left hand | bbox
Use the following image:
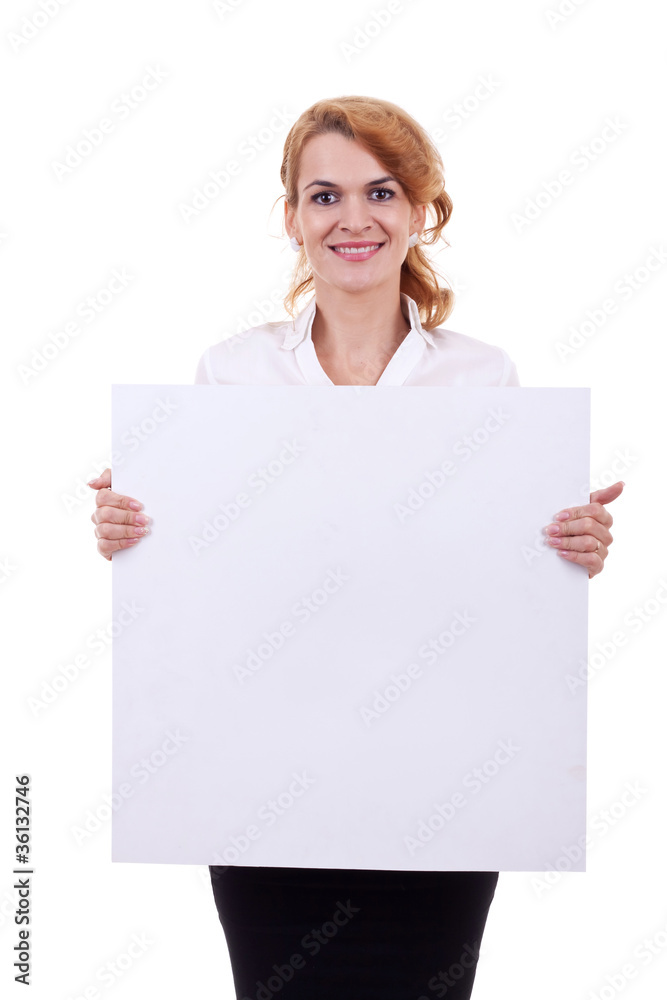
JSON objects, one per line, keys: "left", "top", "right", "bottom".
{"left": 544, "top": 480, "right": 625, "bottom": 579}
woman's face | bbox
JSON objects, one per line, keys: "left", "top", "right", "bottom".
{"left": 285, "top": 132, "right": 426, "bottom": 297}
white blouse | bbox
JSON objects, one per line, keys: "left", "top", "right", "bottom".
{"left": 194, "top": 292, "right": 520, "bottom": 387}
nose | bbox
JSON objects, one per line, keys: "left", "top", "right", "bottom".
{"left": 337, "top": 195, "right": 375, "bottom": 234}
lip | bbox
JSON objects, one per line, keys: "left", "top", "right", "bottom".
{"left": 329, "top": 241, "right": 384, "bottom": 261}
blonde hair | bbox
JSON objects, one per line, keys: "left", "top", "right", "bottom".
{"left": 277, "top": 95, "right": 454, "bottom": 331}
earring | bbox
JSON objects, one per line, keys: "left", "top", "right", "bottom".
{"left": 290, "top": 236, "right": 302, "bottom": 252}
{"left": 408, "top": 232, "right": 419, "bottom": 248}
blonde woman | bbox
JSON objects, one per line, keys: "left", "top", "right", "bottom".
{"left": 89, "top": 96, "right": 621, "bottom": 999}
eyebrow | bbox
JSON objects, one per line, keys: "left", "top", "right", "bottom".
{"left": 303, "top": 175, "right": 397, "bottom": 192}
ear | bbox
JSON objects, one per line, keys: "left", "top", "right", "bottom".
{"left": 411, "top": 202, "right": 427, "bottom": 235}
{"left": 284, "top": 199, "right": 297, "bottom": 241}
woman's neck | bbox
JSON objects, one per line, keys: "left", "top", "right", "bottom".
{"left": 309, "top": 281, "right": 411, "bottom": 386}
{"left": 310, "top": 282, "right": 410, "bottom": 361}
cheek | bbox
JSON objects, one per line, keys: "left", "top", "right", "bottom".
{"left": 304, "top": 220, "right": 328, "bottom": 246}
{"left": 385, "top": 213, "right": 410, "bottom": 238}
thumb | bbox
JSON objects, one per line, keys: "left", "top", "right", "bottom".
{"left": 590, "top": 480, "right": 625, "bottom": 505}
{"left": 88, "top": 467, "right": 111, "bottom": 490}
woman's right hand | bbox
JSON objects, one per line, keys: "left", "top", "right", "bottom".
{"left": 88, "top": 467, "right": 151, "bottom": 561}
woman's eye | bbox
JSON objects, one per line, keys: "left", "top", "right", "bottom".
{"left": 311, "top": 187, "right": 395, "bottom": 205}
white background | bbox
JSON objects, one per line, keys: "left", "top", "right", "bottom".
{"left": 1, "top": 1, "right": 665, "bottom": 998}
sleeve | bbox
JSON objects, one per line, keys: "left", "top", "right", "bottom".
{"left": 499, "top": 348, "right": 521, "bottom": 387}
{"left": 194, "top": 347, "right": 215, "bottom": 385}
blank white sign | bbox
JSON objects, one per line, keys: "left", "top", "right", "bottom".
{"left": 111, "top": 385, "right": 589, "bottom": 871}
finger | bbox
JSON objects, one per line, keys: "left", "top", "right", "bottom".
{"left": 546, "top": 533, "right": 608, "bottom": 555}
{"left": 87, "top": 467, "right": 145, "bottom": 512}
{"left": 555, "top": 546, "right": 605, "bottom": 577}
{"left": 90, "top": 505, "right": 151, "bottom": 528}
{"left": 88, "top": 468, "right": 111, "bottom": 490}
{"left": 96, "top": 535, "right": 144, "bottom": 562}
{"left": 576, "top": 523, "right": 613, "bottom": 548}
{"left": 589, "top": 481, "right": 625, "bottom": 505}
{"left": 553, "top": 501, "right": 613, "bottom": 528}
{"left": 93, "top": 484, "right": 144, "bottom": 513}
{"left": 93, "top": 520, "right": 151, "bottom": 542}
{"left": 547, "top": 516, "right": 613, "bottom": 548}
{"left": 562, "top": 520, "right": 613, "bottom": 547}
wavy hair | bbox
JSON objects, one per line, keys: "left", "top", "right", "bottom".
{"left": 276, "top": 95, "right": 454, "bottom": 330}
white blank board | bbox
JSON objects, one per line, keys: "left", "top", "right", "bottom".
{"left": 111, "top": 385, "right": 589, "bottom": 871}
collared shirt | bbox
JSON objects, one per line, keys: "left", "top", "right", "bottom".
{"left": 194, "top": 293, "right": 520, "bottom": 387}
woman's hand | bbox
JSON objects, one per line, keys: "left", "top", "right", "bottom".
{"left": 88, "top": 467, "right": 151, "bottom": 561}
{"left": 544, "top": 480, "right": 624, "bottom": 579}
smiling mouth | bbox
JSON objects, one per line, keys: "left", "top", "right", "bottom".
{"left": 329, "top": 243, "right": 384, "bottom": 255}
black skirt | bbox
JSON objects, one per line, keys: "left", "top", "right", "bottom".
{"left": 209, "top": 865, "right": 499, "bottom": 1000}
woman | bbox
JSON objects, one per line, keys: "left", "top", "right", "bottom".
{"left": 89, "top": 96, "right": 621, "bottom": 999}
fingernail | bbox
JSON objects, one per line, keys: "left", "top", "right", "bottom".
{"left": 554, "top": 511, "right": 570, "bottom": 520}
{"left": 129, "top": 501, "right": 142, "bottom": 511}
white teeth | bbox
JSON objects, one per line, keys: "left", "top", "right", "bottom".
{"left": 332, "top": 244, "right": 380, "bottom": 254}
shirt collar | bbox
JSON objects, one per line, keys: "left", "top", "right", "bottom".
{"left": 280, "top": 292, "right": 437, "bottom": 351}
